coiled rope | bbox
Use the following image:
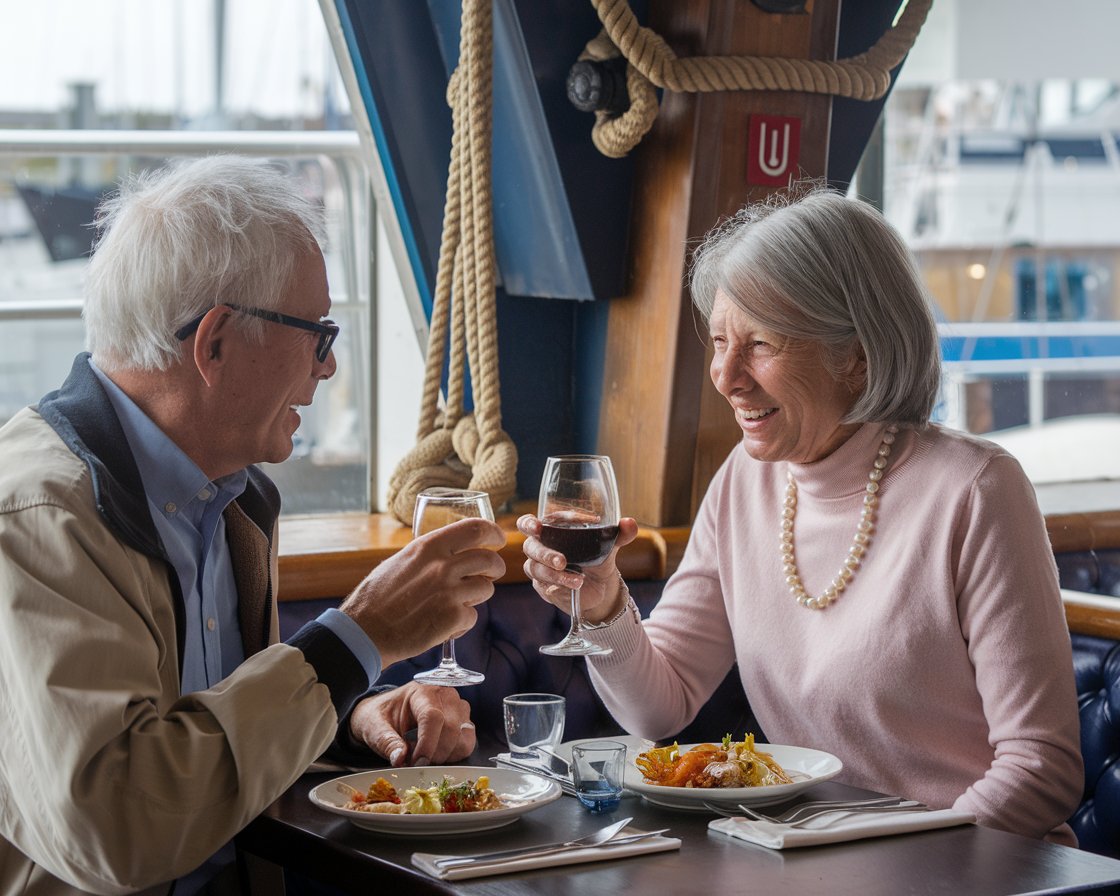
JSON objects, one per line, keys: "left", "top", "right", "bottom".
{"left": 386, "top": 0, "right": 517, "bottom": 525}
{"left": 584, "top": 0, "right": 934, "bottom": 158}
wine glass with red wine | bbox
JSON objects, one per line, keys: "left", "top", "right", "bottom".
{"left": 411, "top": 487, "right": 493, "bottom": 686}
{"left": 537, "top": 455, "right": 621, "bottom": 657}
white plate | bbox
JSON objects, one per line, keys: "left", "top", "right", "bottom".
{"left": 555, "top": 734, "right": 656, "bottom": 764}
{"left": 309, "top": 766, "right": 562, "bottom": 834}
{"left": 624, "top": 742, "right": 843, "bottom": 810}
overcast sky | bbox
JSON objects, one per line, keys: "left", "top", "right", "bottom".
{"left": 0, "top": 0, "right": 348, "bottom": 120}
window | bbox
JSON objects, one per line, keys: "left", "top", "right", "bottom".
{"left": 0, "top": 0, "right": 423, "bottom": 515}
{"left": 870, "top": 1, "right": 1120, "bottom": 491}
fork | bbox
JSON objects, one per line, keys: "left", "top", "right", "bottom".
{"left": 752, "top": 803, "right": 928, "bottom": 828}
{"left": 748, "top": 796, "right": 914, "bottom": 824}
{"left": 704, "top": 796, "right": 904, "bottom": 821}
{"left": 432, "top": 816, "right": 633, "bottom": 868}
{"left": 705, "top": 797, "right": 923, "bottom": 825}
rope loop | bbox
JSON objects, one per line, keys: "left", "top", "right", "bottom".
{"left": 387, "top": 0, "right": 518, "bottom": 524}
{"left": 583, "top": 0, "right": 933, "bottom": 157}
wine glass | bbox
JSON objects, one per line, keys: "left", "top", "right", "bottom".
{"left": 411, "top": 487, "right": 493, "bottom": 686}
{"left": 537, "top": 455, "right": 621, "bottom": 656}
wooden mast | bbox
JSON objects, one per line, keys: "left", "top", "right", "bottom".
{"left": 596, "top": 0, "right": 841, "bottom": 527}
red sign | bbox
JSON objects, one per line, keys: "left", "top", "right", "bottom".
{"left": 747, "top": 115, "right": 802, "bottom": 186}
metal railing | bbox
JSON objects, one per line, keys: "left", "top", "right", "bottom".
{"left": 0, "top": 128, "right": 380, "bottom": 512}
{"left": 938, "top": 320, "right": 1120, "bottom": 432}
{"left": 0, "top": 128, "right": 368, "bottom": 320}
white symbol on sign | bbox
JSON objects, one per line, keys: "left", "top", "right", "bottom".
{"left": 758, "top": 122, "right": 792, "bottom": 177}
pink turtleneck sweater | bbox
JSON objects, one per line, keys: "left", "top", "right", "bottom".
{"left": 587, "top": 423, "right": 1083, "bottom": 843}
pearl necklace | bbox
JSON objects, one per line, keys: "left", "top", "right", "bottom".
{"left": 780, "top": 425, "right": 899, "bottom": 610}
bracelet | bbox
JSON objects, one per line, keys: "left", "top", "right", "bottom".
{"left": 581, "top": 573, "right": 642, "bottom": 630}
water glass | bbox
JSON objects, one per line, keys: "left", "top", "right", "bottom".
{"left": 503, "top": 693, "right": 566, "bottom": 760}
{"left": 571, "top": 740, "right": 626, "bottom": 813}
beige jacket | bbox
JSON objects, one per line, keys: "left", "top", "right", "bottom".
{"left": 0, "top": 360, "right": 346, "bottom": 895}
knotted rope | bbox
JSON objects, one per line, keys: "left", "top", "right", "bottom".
{"left": 387, "top": 0, "right": 517, "bottom": 524}
{"left": 584, "top": 0, "right": 934, "bottom": 158}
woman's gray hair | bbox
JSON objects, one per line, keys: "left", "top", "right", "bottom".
{"left": 84, "top": 154, "right": 326, "bottom": 371}
{"left": 689, "top": 183, "right": 941, "bottom": 425}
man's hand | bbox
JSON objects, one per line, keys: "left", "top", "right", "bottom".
{"left": 339, "top": 517, "right": 506, "bottom": 668}
{"left": 349, "top": 682, "right": 477, "bottom": 766}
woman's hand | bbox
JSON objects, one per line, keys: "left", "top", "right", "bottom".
{"left": 517, "top": 514, "right": 640, "bottom": 623}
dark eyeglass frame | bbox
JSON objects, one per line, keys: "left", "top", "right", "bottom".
{"left": 175, "top": 303, "right": 339, "bottom": 363}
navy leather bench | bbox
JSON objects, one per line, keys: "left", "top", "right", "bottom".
{"left": 279, "top": 579, "right": 757, "bottom": 758}
{"left": 1057, "top": 547, "right": 1120, "bottom": 857}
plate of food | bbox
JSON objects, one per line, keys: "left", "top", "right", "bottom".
{"left": 625, "top": 735, "right": 843, "bottom": 810}
{"left": 309, "top": 766, "right": 563, "bottom": 834}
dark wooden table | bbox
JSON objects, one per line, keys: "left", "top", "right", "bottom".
{"left": 236, "top": 772, "right": 1120, "bottom": 896}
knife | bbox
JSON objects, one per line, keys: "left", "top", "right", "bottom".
{"left": 491, "top": 756, "right": 577, "bottom": 795}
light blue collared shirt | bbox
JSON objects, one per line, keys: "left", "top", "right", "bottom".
{"left": 91, "top": 361, "right": 248, "bottom": 691}
{"left": 89, "top": 359, "right": 382, "bottom": 689}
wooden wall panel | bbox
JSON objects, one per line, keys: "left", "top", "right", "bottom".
{"left": 597, "top": 0, "right": 842, "bottom": 527}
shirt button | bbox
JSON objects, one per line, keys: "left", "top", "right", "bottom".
{"left": 198, "top": 487, "right": 212, "bottom": 501}
{"left": 206, "top": 618, "right": 217, "bottom": 631}
{"left": 164, "top": 502, "right": 177, "bottom": 514}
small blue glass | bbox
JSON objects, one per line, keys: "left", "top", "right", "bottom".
{"left": 572, "top": 740, "right": 626, "bottom": 813}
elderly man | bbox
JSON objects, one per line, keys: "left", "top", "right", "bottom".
{"left": 0, "top": 155, "right": 505, "bottom": 895}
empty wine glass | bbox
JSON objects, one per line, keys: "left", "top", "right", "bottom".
{"left": 411, "top": 487, "right": 493, "bottom": 686}
{"left": 537, "top": 455, "right": 620, "bottom": 657}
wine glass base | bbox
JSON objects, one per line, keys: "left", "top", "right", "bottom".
{"left": 539, "top": 636, "right": 613, "bottom": 657}
{"left": 413, "top": 666, "right": 485, "bottom": 687}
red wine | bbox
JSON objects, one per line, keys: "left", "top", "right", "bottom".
{"left": 539, "top": 521, "right": 619, "bottom": 568}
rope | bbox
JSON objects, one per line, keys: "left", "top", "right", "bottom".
{"left": 386, "top": 0, "right": 518, "bottom": 525}
{"left": 585, "top": 0, "right": 933, "bottom": 158}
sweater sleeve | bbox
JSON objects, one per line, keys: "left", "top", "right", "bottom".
{"left": 950, "top": 453, "right": 1083, "bottom": 840}
{"left": 586, "top": 461, "right": 740, "bottom": 741}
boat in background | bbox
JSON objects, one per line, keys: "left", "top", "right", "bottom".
{"left": 14, "top": 183, "right": 106, "bottom": 262}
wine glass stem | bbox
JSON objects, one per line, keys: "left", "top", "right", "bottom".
{"left": 568, "top": 587, "right": 583, "bottom": 636}
{"left": 441, "top": 638, "right": 458, "bottom": 666}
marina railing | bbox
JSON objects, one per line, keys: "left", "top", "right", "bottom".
{"left": 0, "top": 128, "right": 382, "bottom": 514}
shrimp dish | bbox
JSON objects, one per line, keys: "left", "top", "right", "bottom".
{"left": 635, "top": 734, "right": 793, "bottom": 789}
{"left": 338, "top": 775, "right": 504, "bottom": 814}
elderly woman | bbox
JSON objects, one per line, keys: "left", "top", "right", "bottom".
{"left": 518, "top": 185, "right": 1083, "bottom": 844}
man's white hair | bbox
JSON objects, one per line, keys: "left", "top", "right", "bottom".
{"left": 84, "top": 154, "right": 325, "bottom": 371}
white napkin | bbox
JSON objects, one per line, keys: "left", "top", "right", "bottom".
{"left": 709, "top": 807, "right": 975, "bottom": 850}
{"left": 412, "top": 829, "right": 681, "bottom": 880}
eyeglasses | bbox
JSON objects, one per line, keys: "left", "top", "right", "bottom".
{"left": 175, "top": 304, "right": 340, "bottom": 363}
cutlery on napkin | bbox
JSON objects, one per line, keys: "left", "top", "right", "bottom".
{"left": 412, "top": 826, "right": 680, "bottom": 880}
{"left": 434, "top": 816, "right": 633, "bottom": 868}
{"left": 709, "top": 806, "right": 975, "bottom": 849}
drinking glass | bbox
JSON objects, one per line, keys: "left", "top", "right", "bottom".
{"left": 537, "top": 455, "right": 620, "bottom": 656}
{"left": 503, "top": 693, "right": 566, "bottom": 761}
{"left": 411, "top": 487, "right": 493, "bottom": 686}
{"left": 571, "top": 740, "right": 627, "bottom": 813}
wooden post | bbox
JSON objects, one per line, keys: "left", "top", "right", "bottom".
{"left": 596, "top": 0, "right": 841, "bottom": 527}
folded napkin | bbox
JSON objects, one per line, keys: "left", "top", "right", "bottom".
{"left": 412, "top": 829, "right": 681, "bottom": 881}
{"left": 709, "top": 808, "right": 975, "bottom": 850}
